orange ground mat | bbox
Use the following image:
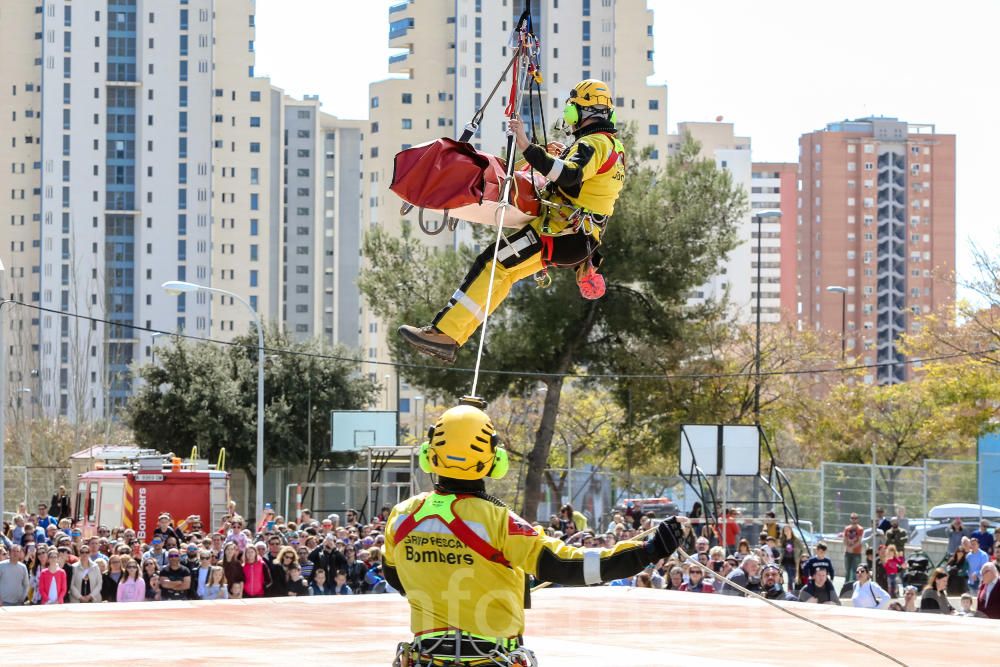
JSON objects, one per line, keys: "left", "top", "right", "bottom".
{"left": 0, "top": 587, "right": 992, "bottom": 665}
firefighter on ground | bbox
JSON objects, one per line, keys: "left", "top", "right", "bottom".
{"left": 398, "top": 79, "right": 627, "bottom": 363}
{"left": 384, "top": 403, "right": 686, "bottom": 666}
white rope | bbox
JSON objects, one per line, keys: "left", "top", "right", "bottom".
{"left": 530, "top": 526, "right": 907, "bottom": 667}
{"left": 469, "top": 42, "right": 531, "bottom": 398}
{"left": 674, "top": 545, "right": 907, "bottom": 666}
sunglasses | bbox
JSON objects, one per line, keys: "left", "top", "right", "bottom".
{"left": 200, "top": 556, "right": 210, "bottom": 561}
{"left": 168, "top": 555, "right": 180, "bottom": 559}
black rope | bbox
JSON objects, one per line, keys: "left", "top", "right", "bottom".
{"left": 3, "top": 298, "right": 995, "bottom": 382}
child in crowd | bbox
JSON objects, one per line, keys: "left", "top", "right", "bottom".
{"left": 202, "top": 566, "right": 228, "bottom": 601}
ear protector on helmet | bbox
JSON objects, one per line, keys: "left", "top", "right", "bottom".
{"left": 562, "top": 103, "right": 617, "bottom": 128}
{"left": 418, "top": 424, "right": 509, "bottom": 479}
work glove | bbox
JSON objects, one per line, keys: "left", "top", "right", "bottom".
{"left": 576, "top": 262, "right": 606, "bottom": 300}
{"left": 645, "top": 517, "right": 685, "bottom": 561}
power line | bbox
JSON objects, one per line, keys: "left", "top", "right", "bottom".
{"left": 3, "top": 298, "right": 996, "bottom": 382}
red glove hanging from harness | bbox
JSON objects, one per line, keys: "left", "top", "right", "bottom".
{"left": 576, "top": 262, "right": 606, "bottom": 300}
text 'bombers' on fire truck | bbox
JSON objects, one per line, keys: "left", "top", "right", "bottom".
{"left": 74, "top": 449, "right": 231, "bottom": 541}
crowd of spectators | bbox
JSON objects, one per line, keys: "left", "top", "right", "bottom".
{"left": 543, "top": 503, "right": 1000, "bottom": 619}
{"left": 2, "top": 495, "right": 998, "bottom": 620}
{"left": 0, "top": 496, "right": 397, "bottom": 607}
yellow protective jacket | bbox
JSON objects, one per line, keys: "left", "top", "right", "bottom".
{"left": 521, "top": 121, "right": 626, "bottom": 243}
{"left": 384, "top": 488, "right": 655, "bottom": 640}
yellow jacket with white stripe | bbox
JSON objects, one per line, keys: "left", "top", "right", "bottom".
{"left": 383, "top": 486, "right": 656, "bottom": 639}
{"left": 521, "top": 120, "right": 626, "bottom": 242}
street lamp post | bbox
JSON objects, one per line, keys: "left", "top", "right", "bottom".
{"left": 826, "top": 285, "right": 848, "bottom": 361}
{"left": 413, "top": 396, "right": 424, "bottom": 440}
{"left": 163, "top": 281, "right": 265, "bottom": 523}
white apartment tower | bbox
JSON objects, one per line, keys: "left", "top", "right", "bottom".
{"left": 1, "top": 1, "right": 43, "bottom": 416}
{"left": 1, "top": 0, "right": 364, "bottom": 421}
{"left": 365, "top": 0, "right": 669, "bottom": 430}
{"left": 667, "top": 122, "right": 755, "bottom": 322}
{"left": 282, "top": 98, "right": 364, "bottom": 346}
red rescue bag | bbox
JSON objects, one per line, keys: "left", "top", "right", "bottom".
{"left": 390, "top": 137, "right": 546, "bottom": 229}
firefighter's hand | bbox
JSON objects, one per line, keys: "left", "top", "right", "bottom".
{"left": 646, "top": 517, "right": 688, "bottom": 561}
{"left": 546, "top": 141, "right": 566, "bottom": 156}
{"left": 507, "top": 118, "right": 531, "bottom": 152}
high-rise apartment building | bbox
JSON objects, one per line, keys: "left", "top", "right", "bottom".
{"left": 751, "top": 163, "right": 797, "bottom": 320}
{"left": 282, "top": 97, "right": 364, "bottom": 346}
{"left": 0, "top": 1, "right": 43, "bottom": 414}
{"left": 1, "top": 0, "right": 364, "bottom": 421}
{"left": 666, "top": 122, "right": 755, "bottom": 322}
{"left": 797, "top": 117, "right": 955, "bottom": 383}
{"left": 365, "top": 0, "right": 669, "bottom": 431}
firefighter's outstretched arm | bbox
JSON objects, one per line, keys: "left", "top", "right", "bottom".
{"left": 510, "top": 517, "right": 686, "bottom": 586}
{"left": 384, "top": 563, "right": 405, "bottom": 596}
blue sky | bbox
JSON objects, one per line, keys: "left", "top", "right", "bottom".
{"left": 255, "top": 0, "right": 1000, "bottom": 288}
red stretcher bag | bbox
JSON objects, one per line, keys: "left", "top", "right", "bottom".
{"left": 390, "top": 137, "right": 546, "bottom": 229}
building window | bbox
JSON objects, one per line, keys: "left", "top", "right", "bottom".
{"left": 401, "top": 93, "right": 412, "bottom": 104}
{"left": 250, "top": 244, "right": 258, "bottom": 261}
{"left": 250, "top": 91, "right": 261, "bottom": 102}
{"left": 250, "top": 193, "right": 259, "bottom": 210}
{"left": 250, "top": 142, "right": 261, "bottom": 153}
{"left": 249, "top": 270, "right": 258, "bottom": 287}
{"left": 648, "top": 124, "right": 658, "bottom": 135}
{"left": 250, "top": 219, "right": 259, "bottom": 236}
{"left": 582, "top": 45, "right": 591, "bottom": 66}
{"left": 250, "top": 116, "right": 261, "bottom": 127}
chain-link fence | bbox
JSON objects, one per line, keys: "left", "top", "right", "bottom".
{"left": 774, "top": 460, "right": 989, "bottom": 535}
{"left": 779, "top": 468, "right": 822, "bottom": 529}
{"left": 3, "top": 466, "right": 73, "bottom": 517}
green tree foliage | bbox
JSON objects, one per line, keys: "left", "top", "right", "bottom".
{"left": 360, "top": 130, "right": 746, "bottom": 520}
{"left": 125, "top": 328, "right": 378, "bottom": 499}
{"left": 798, "top": 361, "right": 999, "bottom": 469}
{"left": 616, "top": 319, "right": 832, "bottom": 471}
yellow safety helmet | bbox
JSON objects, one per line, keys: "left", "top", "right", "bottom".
{"left": 418, "top": 405, "right": 509, "bottom": 480}
{"left": 564, "top": 79, "right": 617, "bottom": 126}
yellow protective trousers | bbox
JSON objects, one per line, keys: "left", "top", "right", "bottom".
{"left": 432, "top": 220, "right": 596, "bottom": 346}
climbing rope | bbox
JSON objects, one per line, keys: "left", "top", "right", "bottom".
{"left": 531, "top": 523, "right": 908, "bottom": 666}
{"left": 468, "top": 24, "right": 536, "bottom": 400}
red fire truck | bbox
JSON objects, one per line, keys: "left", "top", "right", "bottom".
{"left": 74, "top": 454, "right": 230, "bottom": 541}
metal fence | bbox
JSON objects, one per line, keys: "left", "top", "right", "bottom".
{"left": 3, "top": 466, "right": 73, "bottom": 517}
{"left": 780, "top": 459, "right": 987, "bottom": 534}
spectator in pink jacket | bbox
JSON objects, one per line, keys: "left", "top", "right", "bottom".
{"left": 37, "top": 548, "right": 67, "bottom": 605}
{"left": 242, "top": 542, "right": 270, "bottom": 598}
{"left": 116, "top": 558, "right": 146, "bottom": 603}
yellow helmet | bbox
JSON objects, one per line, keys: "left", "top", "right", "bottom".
{"left": 568, "top": 79, "right": 614, "bottom": 109}
{"left": 564, "top": 79, "right": 616, "bottom": 127}
{"left": 418, "top": 405, "right": 509, "bottom": 480}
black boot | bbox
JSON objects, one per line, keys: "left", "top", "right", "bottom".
{"left": 398, "top": 325, "right": 458, "bottom": 364}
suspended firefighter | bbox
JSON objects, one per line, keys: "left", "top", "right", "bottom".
{"left": 385, "top": 403, "right": 685, "bottom": 667}
{"left": 398, "top": 79, "right": 626, "bottom": 363}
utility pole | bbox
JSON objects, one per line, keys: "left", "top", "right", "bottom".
{"left": 0, "top": 259, "right": 7, "bottom": 520}
{"left": 871, "top": 440, "right": 879, "bottom": 586}
{"left": 753, "top": 215, "right": 763, "bottom": 423}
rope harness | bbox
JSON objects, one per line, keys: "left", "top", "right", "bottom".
{"left": 393, "top": 633, "right": 538, "bottom": 667}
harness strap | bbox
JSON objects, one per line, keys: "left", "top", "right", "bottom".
{"left": 394, "top": 494, "right": 512, "bottom": 568}
{"left": 593, "top": 131, "right": 625, "bottom": 175}
{"left": 539, "top": 234, "right": 554, "bottom": 266}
